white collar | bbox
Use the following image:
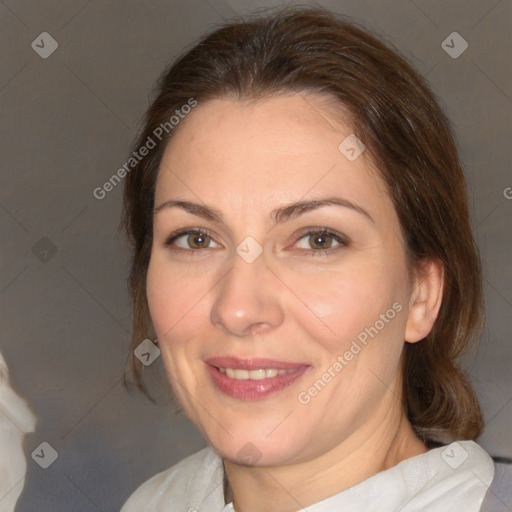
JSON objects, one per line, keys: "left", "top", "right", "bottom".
{"left": 214, "top": 440, "right": 494, "bottom": 512}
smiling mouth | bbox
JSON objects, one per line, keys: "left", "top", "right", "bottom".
{"left": 218, "top": 367, "right": 300, "bottom": 380}
{"left": 205, "top": 357, "right": 311, "bottom": 400}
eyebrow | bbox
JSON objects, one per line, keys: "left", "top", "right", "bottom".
{"left": 154, "top": 196, "right": 374, "bottom": 225}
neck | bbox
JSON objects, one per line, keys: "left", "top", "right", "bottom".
{"left": 223, "top": 401, "right": 427, "bottom": 512}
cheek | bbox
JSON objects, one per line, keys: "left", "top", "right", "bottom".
{"left": 291, "top": 266, "right": 407, "bottom": 409}
{"left": 284, "top": 262, "right": 401, "bottom": 354}
{"left": 146, "top": 257, "right": 209, "bottom": 346}
{"left": 146, "top": 257, "right": 211, "bottom": 409}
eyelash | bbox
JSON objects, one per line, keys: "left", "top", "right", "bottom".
{"left": 163, "top": 227, "right": 349, "bottom": 257}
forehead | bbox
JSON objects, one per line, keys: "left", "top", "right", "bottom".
{"left": 156, "top": 93, "right": 393, "bottom": 221}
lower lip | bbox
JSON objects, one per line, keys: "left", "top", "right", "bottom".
{"left": 206, "top": 364, "right": 310, "bottom": 400}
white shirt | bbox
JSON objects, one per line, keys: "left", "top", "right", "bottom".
{"left": 121, "top": 440, "right": 494, "bottom": 511}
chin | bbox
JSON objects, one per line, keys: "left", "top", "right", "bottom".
{"left": 204, "top": 422, "right": 308, "bottom": 467}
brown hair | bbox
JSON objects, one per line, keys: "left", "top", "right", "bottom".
{"left": 122, "top": 7, "right": 484, "bottom": 443}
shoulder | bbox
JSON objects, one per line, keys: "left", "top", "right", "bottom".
{"left": 480, "top": 459, "right": 512, "bottom": 511}
{"left": 121, "top": 446, "right": 223, "bottom": 512}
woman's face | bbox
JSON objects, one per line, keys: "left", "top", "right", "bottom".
{"left": 147, "top": 93, "right": 417, "bottom": 466}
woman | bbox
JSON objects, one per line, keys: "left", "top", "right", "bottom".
{"left": 120, "top": 7, "right": 511, "bottom": 511}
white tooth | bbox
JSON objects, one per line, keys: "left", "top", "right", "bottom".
{"left": 249, "top": 369, "right": 267, "bottom": 380}
{"left": 234, "top": 369, "right": 250, "bottom": 380}
{"left": 223, "top": 367, "right": 295, "bottom": 379}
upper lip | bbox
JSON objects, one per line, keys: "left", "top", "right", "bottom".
{"left": 205, "top": 356, "right": 309, "bottom": 370}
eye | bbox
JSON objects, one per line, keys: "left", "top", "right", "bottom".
{"left": 163, "top": 227, "right": 349, "bottom": 257}
{"left": 164, "top": 228, "right": 221, "bottom": 252}
{"left": 294, "top": 229, "right": 348, "bottom": 255}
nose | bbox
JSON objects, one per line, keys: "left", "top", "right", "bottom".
{"left": 210, "top": 249, "right": 285, "bottom": 338}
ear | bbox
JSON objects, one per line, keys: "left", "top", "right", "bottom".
{"left": 404, "top": 259, "right": 444, "bottom": 343}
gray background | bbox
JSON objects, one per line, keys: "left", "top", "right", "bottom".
{"left": 0, "top": 0, "right": 510, "bottom": 510}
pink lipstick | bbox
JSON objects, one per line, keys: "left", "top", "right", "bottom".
{"left": 205, "top": 356, "right": 310, "bottom": 400}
